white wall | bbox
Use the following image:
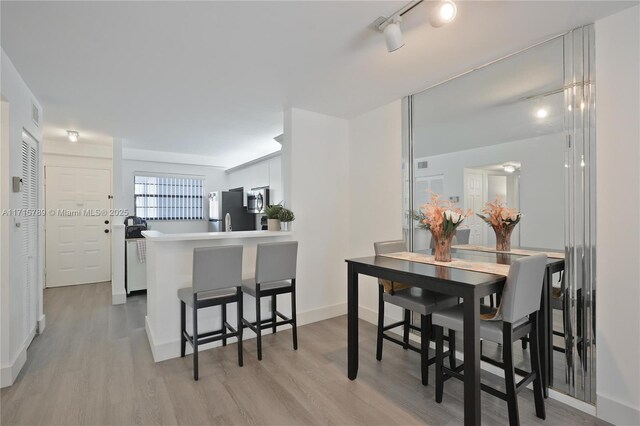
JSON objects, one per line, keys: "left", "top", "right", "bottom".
{"left": 281, "top": 108, "right": 350, "bottom": 322}
{"left": 0, "top": 49, "right": 44, "bottom": 387}
{"left": 347, "top": 101, "right": 404, "bottom": 323}
{"left": 120, "top": 159, "right": 227, "bottom": 233}
{"left": 416, "top": 133, "right": 565, "bottom": 250}
{"left": 595, "top": 6, "right": 640, "bottom": 425}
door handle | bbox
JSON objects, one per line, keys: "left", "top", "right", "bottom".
{"left": 104, "top": 229, "right": 110, "bottom": 234}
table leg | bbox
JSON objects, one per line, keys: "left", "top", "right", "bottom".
{"left": 463, "top": 294, "right": 481, "bottom": 426}
{"left": 347, "top": 263, "right": 359, "bottom": 380}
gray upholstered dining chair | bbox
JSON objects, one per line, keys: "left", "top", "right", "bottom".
{"left": 431, "top": 253, "right": 547, "bottom": 425}
{"left": 178, "top": 245, "right": 244, "bottom": 381}
{"left": 242, "top": 241, "right": 298, "bottom": 361}
{"left": 374, "top": 240, "right": 459, "bottom": 386}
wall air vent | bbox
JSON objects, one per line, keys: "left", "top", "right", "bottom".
{"left": 417, "top": 160, "right": 428, "bottom": 169}
{"left": 31, "top": 102, "right": 40, "bottom": 127}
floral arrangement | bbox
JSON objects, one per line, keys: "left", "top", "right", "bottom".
{"left": 413, "top": 192, "right": 472, "bottom": 261}
{"left": 477, "top": 198, "right": 522, "bottom": 251}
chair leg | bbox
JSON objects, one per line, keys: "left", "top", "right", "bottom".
{"left": 435, "top": 325, "right": 444, "bottom": 403}
{"left": 420, "top": 314, "right": 431, "bottom": 386}
{"left": 291, "top": 280, "right": 298, "bottom": 351}
{"left": 237, "top": 288, "right": 243, "bottom": 367}
{"left": 376, "top": 286, "right": 384, "bottom": 361}
{"left": 503, "top": 325, "right": 520, "bottom": 426}
{"left": 271, "top": 295, "right": 277, "bottom": 334}
{"left": 192, "top": 299, "right": 199, "bottom": 381}
{"left": 180, "top": 301, "right": 186, "bottom": 358}
{"left": 530, "top": 313, "right": 546, "bottom": 420}
{"left": 448, "top": 330, "right": 457, "bottom": 370}
{"left": 403, "top": 309, "right": 411, "bottom": 350}
{"left": 222, "top": 303, "right": 227, "bottom": 347}
{"left": 256, "top": 288, "right": 263, "bottom": 361}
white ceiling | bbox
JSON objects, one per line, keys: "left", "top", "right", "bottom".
{"left": 1, "top": 1, "right": 635, "bottom": 167}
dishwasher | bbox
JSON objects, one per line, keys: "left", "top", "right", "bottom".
{"left": 125, "top": 238, "right": 147, "bottom": 294}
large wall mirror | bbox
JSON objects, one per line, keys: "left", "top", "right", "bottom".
{"left": 402, "top": 25, "right": 595, "bottom": 403}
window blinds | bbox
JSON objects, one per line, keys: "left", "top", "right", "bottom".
{"left": 134, "top": 175, "right": 204, "bottom": 220}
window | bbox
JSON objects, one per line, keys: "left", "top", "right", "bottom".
{"left": 134, "top": 175, "right": 204, "bottom": 220}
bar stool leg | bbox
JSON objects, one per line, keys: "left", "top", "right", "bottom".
{"left": 291, "top": 279, "right": 298, "bottom": 351}
{"left": 403, "top": 309, "right": 411, "bottom": 350}
{"left": 271, "top": 296, "right": 277, "bottom": 334}
{"left": 503, "top": 325, "right": 520, "bottom": 425}
{"left": 530, "top": 312, "right": 546, "bottom": 420}
{"left": 420, "top": 314, "right": 430, "bottom": 386}
{"left": 237, "top": 287, "right": 244, "bottom": 367}
{"left": 180, "top": 301, "right": 186, "bottom": 358}
{"left": 222, "top": 304, "right": 227, "bottom": 347}
{"left": 449, "top": 330, "right": 457, "bottom": 370}
{"left": 376, "top": 286, "right": 384, "bottom": 361}
{"left": 435, "top": 325, "right": 444, "bottom": 403}
{"left": 256, "top": 286, "right": 263, "bottom": 361}
{"left": 193, "top": 297, "right": 199, "bottom": 381}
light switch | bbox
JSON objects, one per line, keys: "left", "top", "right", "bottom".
{"left": 12, "top": 176, "right": 22, "bottom": 192}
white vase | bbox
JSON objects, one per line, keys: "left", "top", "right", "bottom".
{"left": 267, "top": 219, "right": 281, "bottom": 231}
{"left": 281, "top": 221, "right": 290, "bottom": 231}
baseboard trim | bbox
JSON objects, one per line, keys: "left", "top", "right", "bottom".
{"left": 146, "top": 302, "right": 347, "bottom": 363}
{"left": 0, "top": 328, "right": 35, "bottom": 388}
{"left": 37, "top": 315, "right": 46, "bottom": 333}
{"left": 112, "top": 291, "right": 126, "bottom": 305}
{"left": 358, "top": 306, "right": 598, "bottom": 418}
{"left": 596, "top": 392, "right": 640, "bottom": 425}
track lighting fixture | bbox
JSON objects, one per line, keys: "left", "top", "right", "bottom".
{"left": 372, "top": 0, "right": 457, "bottom": 53}
{"left": 383, "top": 16, "right": 405, "bottom": 53}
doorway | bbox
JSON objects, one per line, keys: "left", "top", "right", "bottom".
{"left": 45, "top": 166, "right": 111, "bottom": 287}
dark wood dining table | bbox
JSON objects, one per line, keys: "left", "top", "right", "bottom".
{"left": 345, "top": 247, "right": 564, "bottom": 426}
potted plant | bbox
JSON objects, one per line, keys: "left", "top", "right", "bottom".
{"left": 278, "top": 208, "right": 295, "bottom": 231}
{"left": 265, "top": 205, "right": 283, "bottom": 231}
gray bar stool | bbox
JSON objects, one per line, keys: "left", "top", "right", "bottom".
{"left": 432, "top": 253, "right": 547, "bottom": 425}
{"left": 374, "top": 240, "right": 459, "bottom": 385}
{"left": 242, "top": 241, "right": 298, "bottom": 360}
{"left": 178, "top": 245, "right": 244, "bottom": 380}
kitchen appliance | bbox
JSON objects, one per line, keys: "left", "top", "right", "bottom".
{"left": 125, "top": 239, "right": 147, "bottom": 294}
{"left": 208, "top": 191, "right": 255, "bottom": 232}
{"left": 247, "top": 188, "right": 269, "bottom": 214}
{"left": 124, "top": 216, "right": 147, "bottom": 238}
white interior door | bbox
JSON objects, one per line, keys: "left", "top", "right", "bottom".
{"left": 45, "top": 167, "right": 111, "bottom": 287}
{"left": 21, "top": 135, "right": 38, "bottom": 336}
{"left": 464, "top": 170, "right": 486, "bottom": 246}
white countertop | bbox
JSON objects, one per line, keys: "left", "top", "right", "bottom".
{"left": 141, "top": 230, "right": 294, "bottom": 242}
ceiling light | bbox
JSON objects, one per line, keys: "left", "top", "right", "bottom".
{"left": 535, "top": 108, "right": 548, "bottom": 119}
{"left": 383, "top": 16, "right": 404, "bottom": 52}
{"left": 67, "top": 130, "right": 79, "bottom": 142}
{"left": 503, "top": 164, "right": 516, "bottom": 173}
{"left": 430, "top": 0, "right": 457, "bottom": 27}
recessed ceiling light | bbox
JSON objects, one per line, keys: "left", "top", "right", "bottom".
{"left": 430, "top": 1, "right": 457, "bottom": 27}
{"left": 503, "top": 164, "right": 516, "bottom": 173}
{"left": 535, "top": 108, "right": 548, "bottom": 119}
{"left": 67, "top": 130, "right": 79, "bottom": 142}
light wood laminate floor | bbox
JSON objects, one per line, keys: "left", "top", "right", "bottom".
{"left": 1, "top": 282, "right": 606, "bottom": 425}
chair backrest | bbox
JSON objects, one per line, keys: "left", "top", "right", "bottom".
{"left": 429, "top": 235, "right": 458, "bottom": 249}
{"left": 374, "top": 240, "right": 407, "bottom": 285}
{"left": 500, "top": 254, "right": 548, "bottom": 323}
{"left": 456, "top": 228, "right": 471, "bottom": 244}
{"left": 192, "top": 245, "right": 243, "bottom": 293}
{"left": 256, "top": 241, "right": 298, "bottom": 283}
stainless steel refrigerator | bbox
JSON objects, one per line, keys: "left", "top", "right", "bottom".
{"left": 208, "top": 191, "right": 256, "bottom": 232}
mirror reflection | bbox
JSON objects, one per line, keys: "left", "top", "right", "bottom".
{"left": 406, "top": 35, "right": 595, "bottom": 403}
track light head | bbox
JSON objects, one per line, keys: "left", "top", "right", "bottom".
{"left": 430, "top": 0, "right": 457, "bottom": 28}
{"left": 383, "top": 16, "right": 404, "bottom": 53}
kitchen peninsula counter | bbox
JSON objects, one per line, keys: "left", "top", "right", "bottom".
{"left": 142, "top": 229, "right": 294, "bottom": 362}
